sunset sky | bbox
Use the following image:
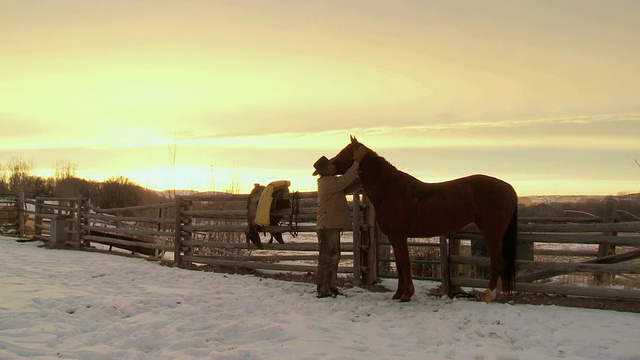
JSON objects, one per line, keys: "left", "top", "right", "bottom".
{"left": 1, "top": 0, "right": 639, "bottom": 196}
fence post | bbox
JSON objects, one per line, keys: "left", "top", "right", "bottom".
{"left": 439, "top": 235, "right": 451, "bottom": 296}
{"left": 35, "top": 197, "right": 44, "bottom": 238}
{"left": 82, "top": 198, "right": 91, "bottom": 247}
{"left": 598, "top": 198, "right": 618, "bottom": 258}
{"left": 362, "top": 195, "right": 378, "bottom": 285}
{"left": 18, "top": 192, "right": 25, "bottom": 238}
{"left": 174, "top": 196, "right": 183, "bottom": 264}
{"left": 352, "top": 189, "right": 362, "bottom": 286}
{"left": 448, "top": 236, "right": 462, "bottom": 295}
{"left": 596, "top": 198, "right": 618, "bottom": 284}
{"left": 75, "top": 195, "right": 84, "bottom": 247}
{"left": 156, "top": 207, "right": 163, "bottom": 258}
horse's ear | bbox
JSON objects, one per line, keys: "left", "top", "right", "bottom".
{"left": 350, "top": 135, "right": 358, "bottom": 144}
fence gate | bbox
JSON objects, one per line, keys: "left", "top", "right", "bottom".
{"left": 0, "top": 193, "right": 22, "bottom": 236}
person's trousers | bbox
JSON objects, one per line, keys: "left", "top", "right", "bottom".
{"left": 316, "top": 228, "right": 341, "bottom": 295}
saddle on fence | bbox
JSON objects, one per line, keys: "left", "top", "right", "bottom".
{"left": 245, "top": 180, "right": 298, "bottom": 249}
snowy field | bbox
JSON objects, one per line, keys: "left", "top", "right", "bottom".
{"left": 1, "top": 236, "right": 640, "bottom": 360}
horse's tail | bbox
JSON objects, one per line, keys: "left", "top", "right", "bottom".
{"left": 501, "top": 203, "right": 518, "bottom": 293}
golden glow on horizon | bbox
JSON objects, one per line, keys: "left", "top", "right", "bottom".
{"left": 39, "top": 165, "right": 639, "bottom": 197}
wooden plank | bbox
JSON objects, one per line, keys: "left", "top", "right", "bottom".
{"left": 520, "top": 221, "right": 640, "bottom": 233}
{"left": 519, "top": 216, "right": 602, "bottom": 223}
{"left": 453, "top": 232, "right": 640, "bottom": 246}
{"left": 182, "top": 207, "right": 317, "bottom": 219}
{"left": 456, "top": 221, "right": 640, "bottom": 234}
{"left": 89, "top": 202, "right": 175, "bottom": 213}
{"left": 450, "top": 254, "right": 640, "bottom": 274}
{"left": 451, "top": 278, "right": 640, "bottom": 301}
{"left": 85, "top": 213, "right": 176, "bottom": 224}
{"left": 202, "top": 254, "right": 351, "bottom": 262}
{"left": 36, "top": 196, "right": 80, "bottom": 202}
{"left": 84, "top": 235, "right": 173, "bottom": 254}
{"left": 517, "top": 249, "right": 640, "bottom": 283}
{"left": 182, "top": 240, "right": 354, "bottom": 252}
{"left": 83, "top": 225, "right": 176, "bottom": 237}
{"left": 182, "top": 224, "right": 317, "bottom": 233}
{"left": 181, "top": 255, "right": 353, "bottom": 273}
{"left": 34, "top": 204, "right": 78, "bottom": 212}
{"left": 535, "top": 249, "right": 598, "bottom": 257}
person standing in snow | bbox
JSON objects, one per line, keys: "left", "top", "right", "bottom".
{"left": 312, "top": 145, "right": 366, "bottom": 298}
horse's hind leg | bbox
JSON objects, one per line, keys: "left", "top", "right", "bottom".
{"left": 390, "top": 237, "right": 414, "bottom": 302}
{"left": 481, "top": 233, "right": 502, "bottom": 303}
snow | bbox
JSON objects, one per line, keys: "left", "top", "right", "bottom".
{"left": 1, "top": 236, "right": 639, "bottom": 360}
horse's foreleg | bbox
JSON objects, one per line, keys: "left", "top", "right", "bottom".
{"left": 389, "top": 242, "right": 404, "bottom": 300}
{"left": 391, "top": 238, "right": 414, "bottom": 302}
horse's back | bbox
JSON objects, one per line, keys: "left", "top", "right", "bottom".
{"left": 463, "top": 174, "right": 517, "bottom": 231}
{"left": 403, "top": 174, "right": 515, "bottom": 236}
{"left": 464, "top": 174, "right": 517, "bottom": 206}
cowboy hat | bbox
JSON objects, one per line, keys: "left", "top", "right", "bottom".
{"left": 312, "top": 156, "right": 332, "bottom": 176}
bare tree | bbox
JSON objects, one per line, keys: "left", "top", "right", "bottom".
{"left": 54, "top": 160, "right": 78, "bottom": 182}
{"left": 0, "top": 164, "right": 8, "bottom": 192}
{"left": 6, "top": 157, "right": 35, "bottom": 195}
{"left": 98, "top": 176, "right": 142, "bottom": 210}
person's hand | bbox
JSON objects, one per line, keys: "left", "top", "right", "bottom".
{"left": 353, "top": 145, "right": 367, "bottom": 162}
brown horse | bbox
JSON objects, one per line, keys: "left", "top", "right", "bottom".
{"left": 330, "top": 136, "right": 518, "bottom": 302}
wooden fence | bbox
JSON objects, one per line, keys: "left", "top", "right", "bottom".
{"left": 26, "top": 190, "right": 374, "bottom": 286}
{"left": 0, "top": 193, "right": 24, "bottom": 236}
{"left": 21, "top": 192, "right": 640, "bottom": 302}
{"left": 440, "top": 198, "right": 640, "bottom": 301}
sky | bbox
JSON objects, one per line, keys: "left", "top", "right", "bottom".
{"left": 2, "top": 236, "right": 640, "bottom": 359}
{"left": 1, "top": 0, "right": 639, "bottom": 196}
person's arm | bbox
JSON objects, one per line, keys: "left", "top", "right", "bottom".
{"left": 343, "top": 176, "right": 361, "bottom": 194}
{"left": 320, "top": 161, "right": 360, "bottom": 193}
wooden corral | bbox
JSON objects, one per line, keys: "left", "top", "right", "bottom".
{"left": 22, "top": 191, "right": 640, "bottom": 302}
{"left": 176, "top": 192, "right": 365, "bottom": 281}
{"left": 26, "top": 190, "right": 373, "bottom": 285}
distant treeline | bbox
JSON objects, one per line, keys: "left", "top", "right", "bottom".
{"left": 0, "top": 157, "right": 164, "bottom": 209}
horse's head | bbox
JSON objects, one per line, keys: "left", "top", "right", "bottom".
{"left": 331, "top": 135, "right": 363, "bottom": 175}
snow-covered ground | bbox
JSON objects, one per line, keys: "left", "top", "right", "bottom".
{"left": 1, "top": 236, "right": 639, "bottom": 360}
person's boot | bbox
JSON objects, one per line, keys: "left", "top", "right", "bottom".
{"left": 330, "top": 287, "right": 345, "bottom": 297}
{"left": 317, "top": 292, "right": 336, "bottom": 298}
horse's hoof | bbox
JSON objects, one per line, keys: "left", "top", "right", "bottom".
{"left": 482, "top": 288, "right": 498, "bottom": 303}
{"left": 400, "top": 297, "right": 411, "bottom": 303}
{"left": 392, "top": 293, "right": 402, "bottom": 300}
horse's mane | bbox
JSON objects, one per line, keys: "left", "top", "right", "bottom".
{"left": 362, "top": 146, "right": 425, "bottom": 187}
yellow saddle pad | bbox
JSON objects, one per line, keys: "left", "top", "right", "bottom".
{"left": 254, "top": 180, "right": 291, "bottom": 226}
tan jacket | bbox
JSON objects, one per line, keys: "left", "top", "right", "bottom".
{"left": 316, "top": 162, "right": 359, "bottom": 230}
